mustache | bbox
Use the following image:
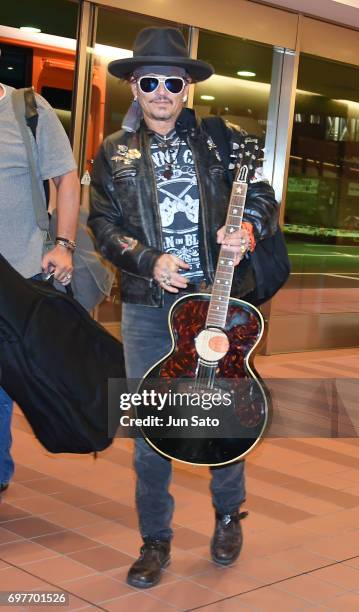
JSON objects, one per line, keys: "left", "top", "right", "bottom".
{"left": 150, "top": 96, "right": 172, "bottom": 103}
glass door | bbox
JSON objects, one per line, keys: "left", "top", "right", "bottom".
{"left": 268, "top": 53, "right": 359, "bottom": 352}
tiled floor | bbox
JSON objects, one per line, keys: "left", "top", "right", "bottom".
{"left": 0, "top": 348, "right": 358, "bottom": 611}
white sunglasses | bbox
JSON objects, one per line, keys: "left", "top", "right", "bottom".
{"left": 137, "top": 75, "right": 187, "bottom": 95}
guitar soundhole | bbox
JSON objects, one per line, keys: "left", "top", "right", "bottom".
{"left": 195, "top": 328, "right": 229, "bottom": 362}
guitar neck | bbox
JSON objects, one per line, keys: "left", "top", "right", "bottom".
{"left": 206, "top": 178, "right": 248, "bottom": 328}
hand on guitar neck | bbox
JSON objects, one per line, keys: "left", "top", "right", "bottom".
{"left": 216, "top": 224, "right": 253, "bottom": 266}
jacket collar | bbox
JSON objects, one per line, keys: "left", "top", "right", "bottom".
{"left": 175, "top": 107, "right": 197, "bottom": 136}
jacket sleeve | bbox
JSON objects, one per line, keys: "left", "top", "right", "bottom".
{"left": 242, "top": 180, "right": 279, "bottom": 241}
{"left": 88, "top": 140, "right": 162, "bottom": 278}
{"left": 228, "top": 126, "right": 279, "bottom": 241}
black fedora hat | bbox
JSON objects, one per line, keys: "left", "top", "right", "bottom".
{"left": 108, "top": 27, "right": 214, "bottom": 82}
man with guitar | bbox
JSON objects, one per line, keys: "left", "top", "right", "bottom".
{"left": 89, "top": 27, "right": 279, "bottom": 589}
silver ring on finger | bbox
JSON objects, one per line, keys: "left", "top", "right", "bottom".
{"left": 161, "top": 273, "right": 171, "bottom": 286}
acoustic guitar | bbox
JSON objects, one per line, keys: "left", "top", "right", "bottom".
{"left": 136, "top": 142, "right": 270, "bottom": 466}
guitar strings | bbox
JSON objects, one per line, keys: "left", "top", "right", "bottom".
{"left": 193, "top": 361, "right": 217, "bottom": 392}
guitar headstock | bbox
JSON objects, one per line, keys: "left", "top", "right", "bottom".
{"left": 231, "top": 135, "right": 263, "bottom": 183}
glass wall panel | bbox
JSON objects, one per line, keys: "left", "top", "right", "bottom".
{"left": 0, "top": 0, "right": 79, "bottom": 136}
{"left": 0, "top": 0, "right": 78, "bottom": 38}
{"left": 268, "top": 53, "right": 359, "bottom": 352}
{"left": 195, "top": 31, "right": 273, "bottom": 138}
{"left": 285, "top": 55, "right": 359, "bottom": 312}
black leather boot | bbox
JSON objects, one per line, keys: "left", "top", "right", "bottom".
{"left": 127, "top": 539, "right": 171, "bottom": 588}
{"left": 211, "top": 510, "right": 248, "bottom": 566}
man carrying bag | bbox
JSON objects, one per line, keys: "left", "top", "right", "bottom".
{"left": 0, "top": 79, "right": 79, "bottom": 492}
{"left": 0, "top": 83, "right": 123, "bottom": 459}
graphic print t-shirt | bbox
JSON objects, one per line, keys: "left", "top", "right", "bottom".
{"left": 150, "top": 130, "right": 204, "bottom": 282}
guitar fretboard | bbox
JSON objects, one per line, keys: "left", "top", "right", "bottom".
{"left": 206, "top": 179, "right": 248, "bottom": 328}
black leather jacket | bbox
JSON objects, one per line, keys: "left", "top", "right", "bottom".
{"left": 88, "top": 109, "right": 279, "bottom": 307}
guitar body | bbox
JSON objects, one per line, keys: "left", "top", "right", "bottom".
{"left": 136, "top": 293, "right": 270, "bottom": 466}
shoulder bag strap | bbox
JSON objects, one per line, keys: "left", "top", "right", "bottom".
{"left": 11, "top": 87, "right": 49, "bottom": 231}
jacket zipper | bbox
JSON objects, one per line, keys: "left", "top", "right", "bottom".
{"left": 142, "top": 129, "right": 164, "bottom": 303}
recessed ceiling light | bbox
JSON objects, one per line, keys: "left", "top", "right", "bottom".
{"left": 20, "top": 26, "right": 41, "bottom": 33}
{"left": 237, "top": 70, "right": 256, "bottom": 78}
{"left": 200, "top": 95, "right": 215, "bottom": 101}
{"left": 7, "top": 66, "right": 14, "bottom": 70}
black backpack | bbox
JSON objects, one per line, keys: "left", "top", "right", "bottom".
{"left": 0, "top": 254, "right": 124, "bottom": 453}
{"left": 202, "top": 116, "right": 290, "bottom": 305}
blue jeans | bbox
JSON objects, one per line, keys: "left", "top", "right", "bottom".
{"left": 0, "top": 273, "right": 43, "bottom": 485}
{"left": 121, "top": 293, "right": 246, "bottom": 541}
{"left": 0, "top": 387, "right": 14, "bottom": 485}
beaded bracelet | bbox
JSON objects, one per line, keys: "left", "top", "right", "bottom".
{"left": 242, "top": 222, "right": 256, "bottom": 252}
